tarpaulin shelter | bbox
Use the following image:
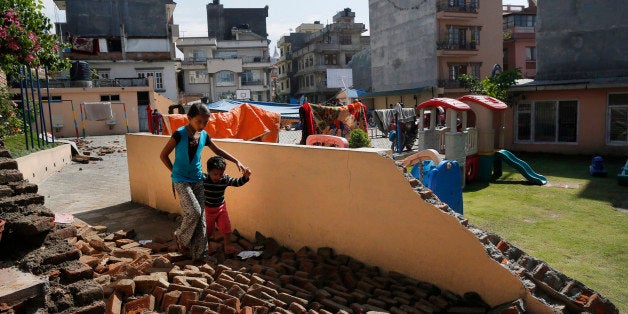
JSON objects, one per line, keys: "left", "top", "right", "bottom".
{"left": 162, "top": 103, "right": 281, "bottom": 142}
{"left": 207, "top": 99, "right": 300, "bottom": 119}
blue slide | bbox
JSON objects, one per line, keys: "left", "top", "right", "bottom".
{"left": 494, "top": 149, "right": 547, "bottom": 185}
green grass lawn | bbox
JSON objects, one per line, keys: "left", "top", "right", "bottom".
{"left": 3, "top": 133, "right": 59, "bottom": 158}
{"left": 464, "top": 152, "right": 627, "bottom": 312}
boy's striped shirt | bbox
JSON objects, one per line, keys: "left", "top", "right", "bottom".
{"left": 203, "top": 174, "right": 249, "bottom": 207}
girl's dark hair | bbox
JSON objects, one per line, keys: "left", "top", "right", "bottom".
{"left": 188, "top": 103, "right": 210, "bottom": 118}
{"left": 207, "top": 156, "right": 227, "bottom": 171}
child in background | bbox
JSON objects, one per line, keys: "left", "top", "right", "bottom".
{"left": 160, "top": 103, "right": 249, "bottom": 262}
{"left": 204, "top": 155, "right": 251, "bottom": 254}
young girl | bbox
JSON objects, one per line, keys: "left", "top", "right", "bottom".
{"left": 160, "top": 103, "right": 249, "bottom": 262}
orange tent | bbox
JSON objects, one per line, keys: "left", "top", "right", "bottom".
{"left": 162, "top": 103, "right": 281, "bottom": 142}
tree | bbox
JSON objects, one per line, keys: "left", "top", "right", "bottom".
{"left": 0, "top": 1, "right": 69, "bottom": 139}
{"left": 458, "top": 68, "right": 522, "bottom": 105}
{"left": 0, "top": 0, "right": 69, "bottom": 76}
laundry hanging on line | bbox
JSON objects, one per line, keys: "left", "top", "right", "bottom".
{"left": 83, "top": 102, "right": 113, "bottom": 121}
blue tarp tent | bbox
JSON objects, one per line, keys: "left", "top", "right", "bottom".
{"left": 205, "top": 99, "right": 301, "bottom": 118}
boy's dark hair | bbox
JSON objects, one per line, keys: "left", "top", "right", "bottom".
{"left": 207, "top": 156, "right": 227, "bottom": 171}
{"left": 188, "top": 103, "right": 210, "bottom": 118}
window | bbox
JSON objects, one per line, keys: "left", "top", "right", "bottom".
{"left": 526, "top": 46, "right": 536, "bottom": 61}
{"left": 324, "top": 54, "right": 337, "bottom": 65}
{"left": 470, "top": 63, "right": 481, "bottom": 79}
{"left": 339, "top": 34, "right": 352, "bottom": 45}
{"left": 188, "top": 70, "right": 208, "bottom": 84}
{"left": 515, "top": 100, "right": 578, "bottom": 143}
{"left": 215, "top": 51, "right": 237, "bottom": 59}
{"left": 471, "top": 27, "right": 480, "bottom": 46}
{"left": 42, "top": 95, "right": 62, "bottom": 102}
{"left": 447, "top": 27, "right": 466, "bottom": 49}
{"left": 137, "top": 71, "right": 164, "bottom": 90}
{"left": 345, "top": 54, "right": 353, "bottom": 65}
{"left": 107, "top": 39, "right": 121, "bottom": 52}
{"left": 607, "top": 94, "right": 628, "bottom": 144}
{"left": 100, "top": 94, "right": 120, "bottom": 102}
{"left": 449, "top": 64, "right": 466, "bottom": 80}
{"left": 514, "top": 14, "right": 536, "bottom": 27}
{"left": 192, "top": 50, "right": 206, "bottom": 62}
{"left": 96, "top": 70, "right": 110, "bottom": 79}
{"left": 241, "top": 70, "right": 261, "bottom": 85}
{"left": 216, "top": 70, "right": 235, "bottom": 86}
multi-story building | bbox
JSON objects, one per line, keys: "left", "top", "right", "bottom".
{"left": 277, "top": 9, "right": 369, "bottom": 104}
{"left": 502, "top": 1, "right": 537, "bottom": 78}
{"left": 177, "top": 1, "right": 272, "bottom": 102}
{"left": 275, "top": 24, "right": 319, "bottom": 103}
{"left": 52, "top": 0, "right": 180, "bottom": 105}
{"left": 368, "top": 0, "right": 502, "bottom": 108}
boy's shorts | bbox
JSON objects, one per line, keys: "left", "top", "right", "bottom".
{"left": 204, "top": 203, "right": 232, "bottom": 236}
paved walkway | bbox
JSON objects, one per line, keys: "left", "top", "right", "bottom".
{"left": 38, "top": 135, "right": 178, "bottom": 240}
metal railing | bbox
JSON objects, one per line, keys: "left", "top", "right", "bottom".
{"left": 437, "top": 1, "right": 479, "bottom": 13}
{"left": 437, "top": 79, "right": 463, "bottom": 88}
{"left": 437, "top": 41, "right": 477, "bottom": 50}
{"left": 241, "top": 80, "right": 263, "bottom": 86}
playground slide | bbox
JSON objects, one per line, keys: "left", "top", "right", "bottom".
{"left": 494, "top": 149, "right": 547, "bottom": 185}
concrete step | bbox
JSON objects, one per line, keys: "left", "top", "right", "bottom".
{"left": 0, "top": 267, "right": 47, "bottom": 311}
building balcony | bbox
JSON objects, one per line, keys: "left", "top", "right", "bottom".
{"left": 436, "top": 42, "right": 479, "bottom": 57}
{"left": 63, "top": 51, "right": 173, "bottom": 61}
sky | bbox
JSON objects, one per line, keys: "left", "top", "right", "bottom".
{"left": 42, "top": 0, "right": 529, "bottom": 55}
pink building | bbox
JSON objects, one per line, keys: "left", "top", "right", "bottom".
{"left": 502, "top": 0, "right": 628, "bottom": 157}
{"left": 502, "top": 1, "right": 537, "bottom": 78}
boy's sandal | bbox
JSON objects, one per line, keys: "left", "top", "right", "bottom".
{"left": 224, "top": 246, "right": 238, "bottom": 255}
{"left": 173, "top": 230, "right": 187, "bottom": 253}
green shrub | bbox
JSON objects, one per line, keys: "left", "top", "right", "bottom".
{"left": 348, "top": 128, "right": 370, "bottom": 148}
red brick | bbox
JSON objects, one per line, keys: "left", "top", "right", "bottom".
{"left": 178, "top": 290, "right": 199, "bottom": 308}
{"left": 134, "top": 274, "right": 160, "bottom": 294}
{"left": 162, "top": 290, "right": 182, "bottom": 311}
{"left": 114, "top": 279, "right": 135, "bottom": 296}
{"left": 73, "top": 300, "right": 107, "bottom": 314}
{"left": 496, "top": 240, "right": 510, "bottom": 253}
{"left": 42, "top": 247, "right": 81, "bottom": 265}
{"left": 89, "top": 238, "right": 113, "bottom": 252}
{"left": 166, "top": 304, "right": 186, "bottom": 314}
{"left": 152, "top": 286, "right": 167, "bottom": 307}
{"left": 106, "top": 292, "right": 122, "bottom": 314}
{"left": 62, "top": 261, "right": 94, "bottom": 283}
{"left": 79, "top": 255, "right": 101, "bottom": 268}
{"left": 189, "top": 305, "right": 212, "bottom": 314}
{"left": 532, "top": 263, "right": 550, "bottom": 280}
{"left": 123, "top": 295, "right": 155, "bottom": 313}
{"left": 241, "top": 294, "right": 273, "bottom": 308}
{"left": 71, "top": 280, "right": 104, "bottom": 306}
{"left": 167, "top": 283, "right": 203, "bottom": 294}
{"left": 224, "top": 297, "right": 241, "bottom": 313}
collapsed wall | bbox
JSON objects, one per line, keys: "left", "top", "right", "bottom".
{"left": 126, "top": 134, "right": 618, "bottom": 313}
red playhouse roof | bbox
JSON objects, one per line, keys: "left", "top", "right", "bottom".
{"left": 457, "top": 95, "right": 508, "bottom": 110}
{"left": 417, "top": 98, "right": 470, "bottom": 111}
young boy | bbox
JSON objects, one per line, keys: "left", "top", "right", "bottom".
{"left": 203, "top": 155, "right": 251, "bottom": 254}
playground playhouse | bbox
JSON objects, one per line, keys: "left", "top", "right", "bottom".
{"left": 403, "top": 95, "right": 548, "bottom": 214}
